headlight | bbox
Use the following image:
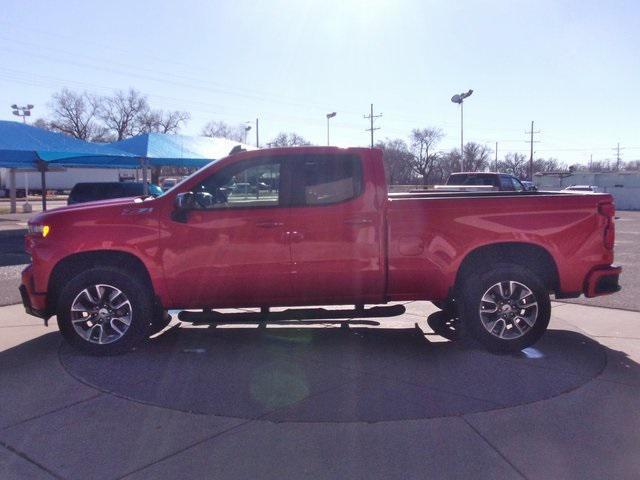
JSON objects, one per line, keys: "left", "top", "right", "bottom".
{"left": 28, "top": 224, "right": 51, "bottom": 238}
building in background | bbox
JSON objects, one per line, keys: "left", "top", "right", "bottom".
{"left": 535, "top": 172, "right": 640, "bottom": 210}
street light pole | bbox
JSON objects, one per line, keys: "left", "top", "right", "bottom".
{"left": 11, "top": 104, "right": 34, "bottom": 124}
{"left": 255, "top": 118, "right": 259, "bottom": 148}
{"left": 460, "top": 101, "right": 464, "bottom": 170}
{"left": 450, "top": 90, "right": 473, "bottom": 172}
{"left": 244, "top": 125, "right": 252, "bottom": 144}
{"left": 326, "top": 112, "right": 336, "bottom": 146}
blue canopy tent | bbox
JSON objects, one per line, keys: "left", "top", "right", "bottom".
{"left": 110, "top": 132, "right": 248, "bottom": 168}
{"left": 109, "top": 133, "right": 251, "bottom": 195}
{"left": 0, "top": 122, "right": 250, "bottom": 211}
{"left": 0, "top": 120, "right": 137, "bottom": 210}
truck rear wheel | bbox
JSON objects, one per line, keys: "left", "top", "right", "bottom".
{"left": 457, "top": 264, "right": 550, "bottom": 353}
{"left": 57, "top": 267, "right": 152, "bottom": 355}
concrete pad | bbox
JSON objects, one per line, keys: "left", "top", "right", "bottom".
{"left": 125, "top": 417, "right": 522, "bottom": 480}
{"left": 591, "top": 336, "right": 640, "bottom": 387}
{"left": 0, "top": 304, "right": 44, "bottom": 328}
{"left": 399, "top": 300, "right": 439, "bottom": 318}
{"left": 266, "top": 376, "right": 499, "bottom": 423}
{"left": 0, "top": 444, "right": 54, "bottom": 480}
{"left": 276, "top": 327, "right": 432, "bottom": 371}
{"left": 0, "top": 395, "right": 245, "bottom": 480}
{"left": 551, "top": 303, "right": 640, "bottom": 338}
{"left": 491, "top": 328, "right": 607, "bottom": 377}
{"left": 465, "top": 379, "right": 640, "bottom": 480}
{"left": 366, "top": 343, "right": 589, "bottom": 407}
{"left": 60, "top": 328, "right": 361, "bottom": 418}
{"left": 0, "top": 335, "right": 99, "bottom": 428}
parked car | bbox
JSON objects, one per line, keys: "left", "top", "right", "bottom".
{"left": 521, "top": 180, "right": 537, "bottom": 191}
{"left": 437, "top": 172, "right": 525, "bottom": 191}
{"left": 67, "top": 182, "right": 163, "bottom": 205}
{"left": 563, "top": 185, "right": 601, "bottom": 193}
{"left": 23, "top": 147, "right": 620, "bottom": 355}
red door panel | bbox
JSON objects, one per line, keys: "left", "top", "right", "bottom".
{"left": 287, "top": 153, "right": 384, "bottom": 304}
{"left": 160, "top": 208, "right": 292, "bottom": 308}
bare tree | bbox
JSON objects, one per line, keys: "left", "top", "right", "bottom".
{"left": 138, "top": 109, "right": 190, "bottom": 134}
{"left": 499, "top": 152, "right": 528, "bottom": 178}
{"left": 376, "top": 138, "right": 413, "bottom": 184}
{"left": 268, "top": 132, "right": 311, "bottom": 147}
{"left": 432, "top": 149, "right": 460, "bottom": 184}
{"left": 533, "top": 157, "right": 561, "bottom": 173}
{"left": 47, "top": 88, "right": 106, "bottom": 141}
{"left": 33, "top": 118, "right": 51, "bottom": 130}
{"left": 201, "top": 121, "right": 245, "bottom": 141}
{"left": 98, "top": 88, "right": 150, "bottom": 141}
{"left": 409, "top": 128, "right": 444, "bottom": 185}
{"left": 463, "top": 142, "right": 492, "bottom": 172}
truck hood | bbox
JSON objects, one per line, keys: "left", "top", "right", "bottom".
{"left": 29, "top": 197, "right": 154, "bottom": 226}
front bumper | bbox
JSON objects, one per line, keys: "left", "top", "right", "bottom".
{"left": 584, "top": 265, "right": 622, "bottom": 298}
{"left": 20, "top": 265, "right": 49, "bottom": 321}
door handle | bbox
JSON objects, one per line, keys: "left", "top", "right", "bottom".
{"left": 344, "top": 218, "right": 373, "bottom": 226}
{"left": 256, "top": 221, "right": 284, "bottom": 228}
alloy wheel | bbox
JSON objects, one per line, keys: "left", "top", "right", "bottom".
{"left": 70, "top": 284, "right": 133, "bottom": 345}
{"left": 478, "top": 280, "right": 538, "bottom": 340}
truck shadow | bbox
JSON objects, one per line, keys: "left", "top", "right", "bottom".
{"left": 1, "top": 325, "right": 638, "bottom": 423}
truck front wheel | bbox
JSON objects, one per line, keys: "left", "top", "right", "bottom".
{"left": 457, "top": 264, "right": 551, "bottom": 353}
{"left": 57, "top": 267, "right": 152, "bottom": 355}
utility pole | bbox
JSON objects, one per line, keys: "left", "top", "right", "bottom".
{"left": 495, "top": 142, "right": 498, "bottom": 172}
{"left": 363, "top": 103, "right": 382, "bottom": 148}
{"left": 613, "top": 142, "right": 624, "bottom": 171}
{"left": 525, "top": 121, "right": 541, "bottom": 181}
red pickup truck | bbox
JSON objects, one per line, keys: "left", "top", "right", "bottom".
{"left": 21, "top": 147, "right": 621, "bottom": 355}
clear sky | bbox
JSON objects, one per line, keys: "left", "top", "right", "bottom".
{"left": 1, "top": 0, "right": 638, "bottom": 164}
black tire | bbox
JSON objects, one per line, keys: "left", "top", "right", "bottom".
{"left": 57, "top": 267, "right": 153, "bottom": 355}
{"left": 457, "top": 263, "right": 551, "bottom": 353}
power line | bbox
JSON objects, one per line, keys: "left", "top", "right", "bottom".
{"left": 363, "top": 103, "right": 382, "bottom": 148}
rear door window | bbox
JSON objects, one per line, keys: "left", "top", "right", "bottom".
{"left": 290, "top": 154, "right": 363, "bottom": 206}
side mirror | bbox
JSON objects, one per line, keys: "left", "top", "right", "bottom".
{"left": 171, "top": 192, "right": 195, "bottom": 223}
{"left": 174, "top": 192, "right": 195, "bottom": 211}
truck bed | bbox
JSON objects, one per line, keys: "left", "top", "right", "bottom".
{"left": 388, "top": 190, "right": 572, "bottom": 200}
{"left": 385, "top": 190, "right": 614, "bottom": 302}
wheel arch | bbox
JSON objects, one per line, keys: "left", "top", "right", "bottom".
{"left": 47, "top": 250, "right": 155, "bottom": 315}
{"left": 454, "top": 242, "right": 560, "bottom": 294}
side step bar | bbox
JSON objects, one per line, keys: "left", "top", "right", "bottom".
{"left": 177, "top": 304, "right": 406, "bottom": 326}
